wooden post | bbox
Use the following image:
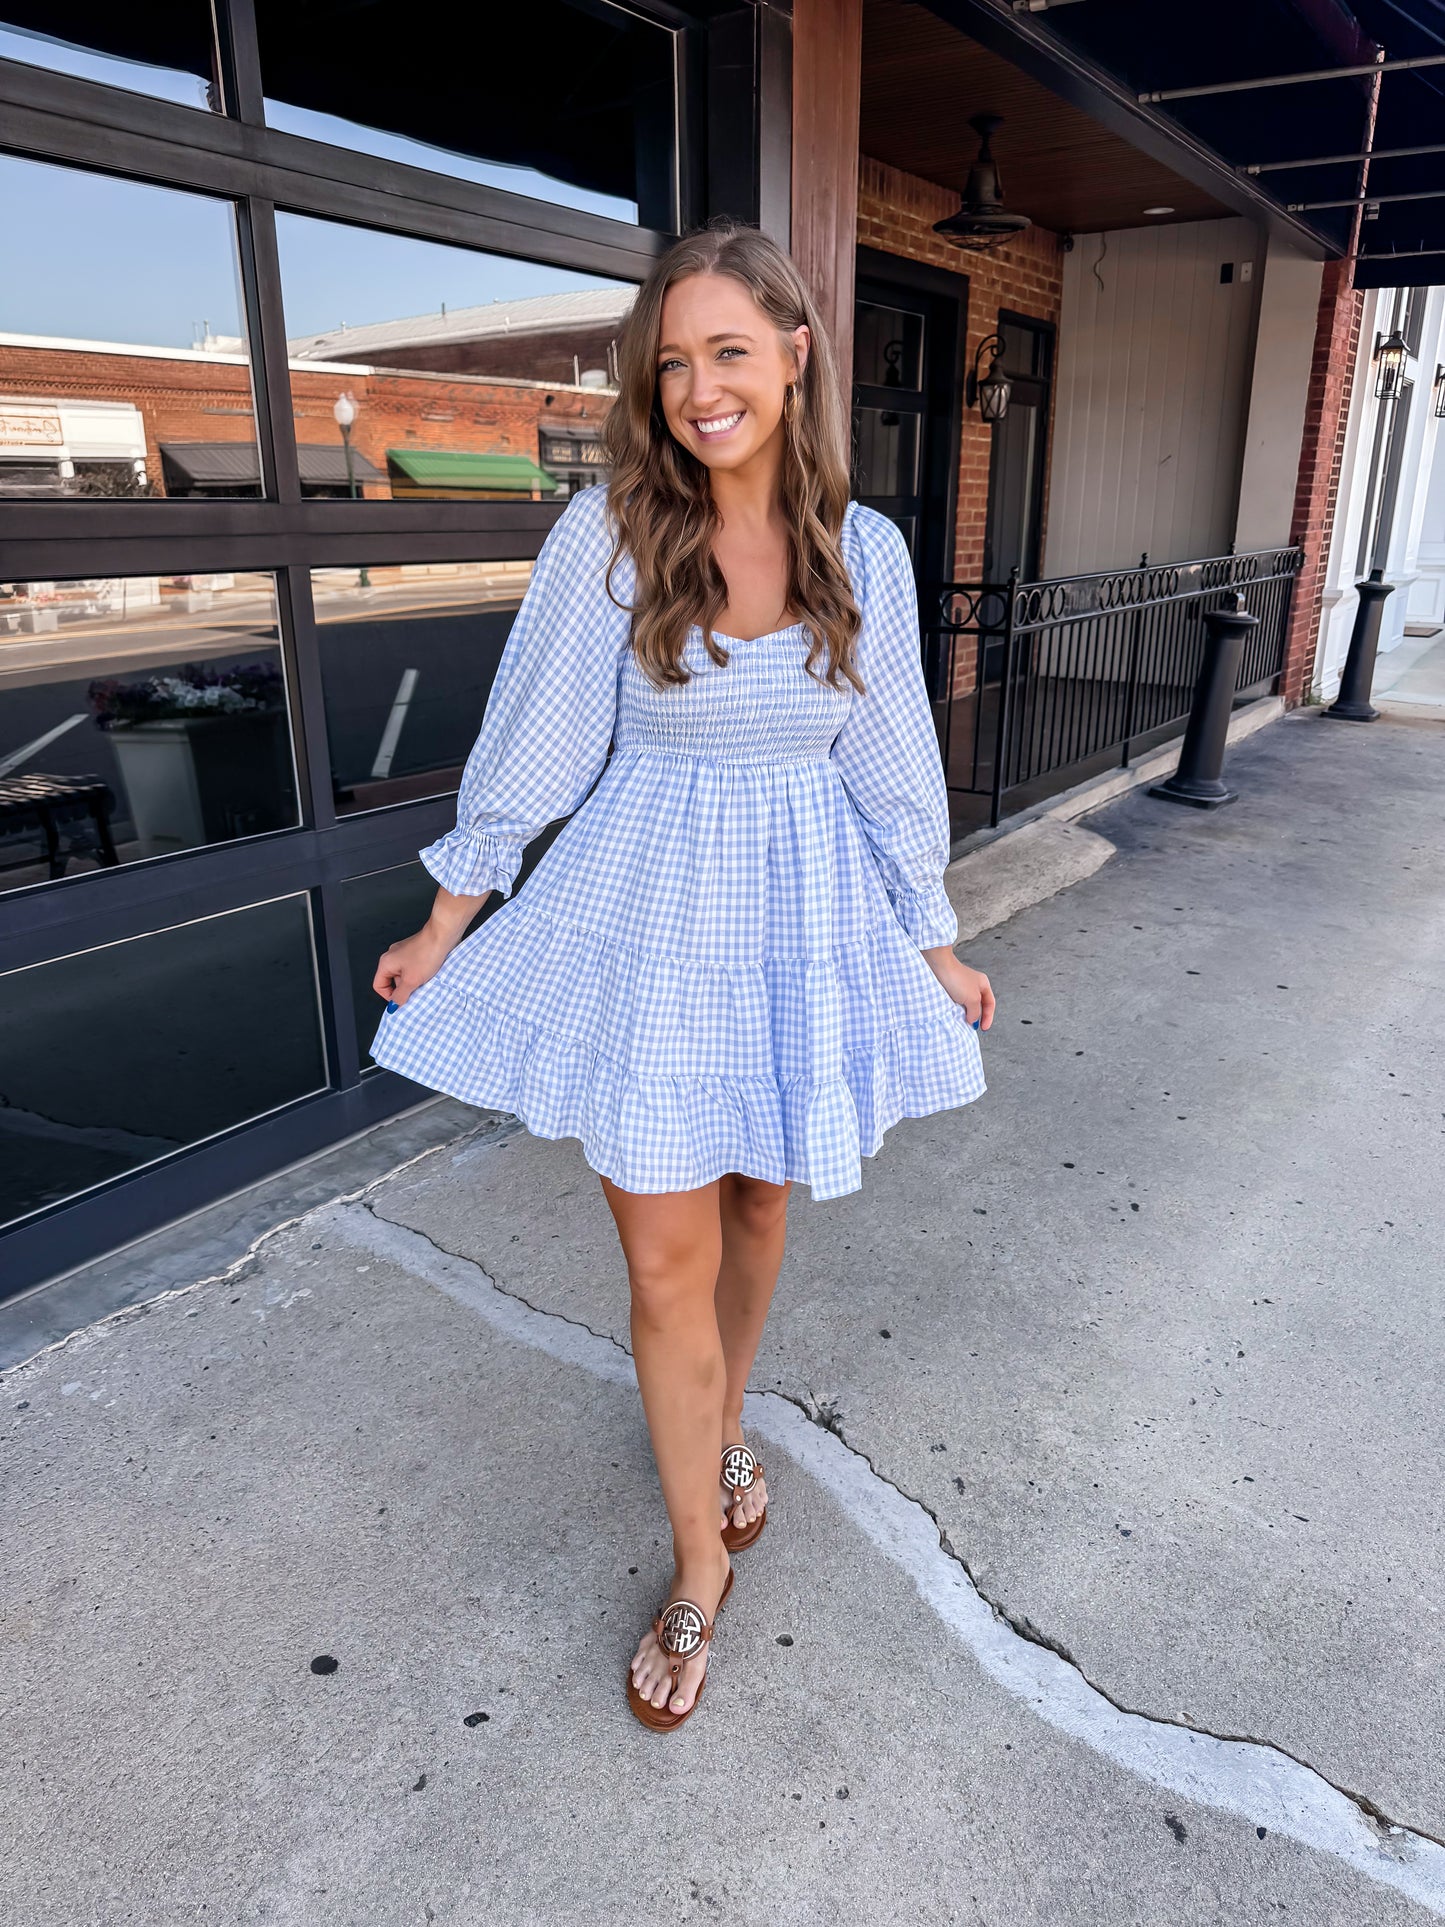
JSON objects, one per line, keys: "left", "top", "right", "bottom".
{"left": 790, "top": 0, "right": 863, "bottom": 380}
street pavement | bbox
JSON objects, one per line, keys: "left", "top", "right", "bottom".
{"left": 3, "top": 705, "right": 1443, "bottom": 1925}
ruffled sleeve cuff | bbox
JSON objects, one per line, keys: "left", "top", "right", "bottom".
{"left": 418, "top": 825, "right": 524, "bottom": 900}
{"left": 888, "top": 879, "right": 959, "bottom": 951}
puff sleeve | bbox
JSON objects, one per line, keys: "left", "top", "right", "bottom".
{"left": 829, "top": 507, "right": 960, "bottom": 951}
{"left": 417, "top": 486, "right": 627, "bottom": 899}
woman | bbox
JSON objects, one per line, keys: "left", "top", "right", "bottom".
{"left": 369, "top": 218, "right": 995, "bottom": 1731}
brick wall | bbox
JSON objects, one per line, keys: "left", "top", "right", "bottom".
{"left": 1282, "top": 259, "right": 1364, "bottom": 706}
{"left": 856, "top": 155, "right": 1064, "bottom": 694}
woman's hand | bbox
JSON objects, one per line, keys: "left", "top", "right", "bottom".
{"left": 373, "top": 888, "right": 491, "bottom": 1007}
{"left": 920, "top": 946, "right": 996, "bottom": 1030}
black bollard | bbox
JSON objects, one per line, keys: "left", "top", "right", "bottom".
{"left": 1148, "top": 593, "right": 1257, "bottom": 810}
{"left": 1325, "top": 569, "right": 1395, "bottom": 722}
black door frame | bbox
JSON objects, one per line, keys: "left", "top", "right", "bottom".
{"left": 852, "top": 245, "right": 968, "bottom": 596}
{"left": 982, "top": 307, "right": 1055, "bottom": 585}
{"left": 0, "top": 1, "right": 791, "bottom": 1297}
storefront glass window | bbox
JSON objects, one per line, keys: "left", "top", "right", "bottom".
{"left": 0, "top": 5, "right": 218, "bottom": 109}
{"left": 0, "top": 895, "right": 326, "bottom": 1229}
{"left": 854, "top": 303, "right": 924, "bottom": 391}
{"left": 0, "top": 573, "right": 297, "bottom": 890}
{"left": 276, "top": 213, "right": 631, "bottom": 505}
{"left": 257, "top": 0, "right": 674, "bottom": 226}
{"left": 311, "top": 558, "right": 539, "bottom": 818}
{"left": 0, "top": 156, "right": 259, "bottom": 501}
{"left": 854, "top": 406, "right": 921, "bottom": 498}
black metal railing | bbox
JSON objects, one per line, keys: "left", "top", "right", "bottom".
{"left": 925, "top": 545, "right": 1304, "bottom": 829}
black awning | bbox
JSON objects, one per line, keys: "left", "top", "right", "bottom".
{"left": 1344, "top": 2, "right": 1445, "bottom": 289}
{"left": 158, "top": 442, "right": 387, "bottom": 488}
{"left": 952, "top": 0, "right": 1445, "bottom": 286}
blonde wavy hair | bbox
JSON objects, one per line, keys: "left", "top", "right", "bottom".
{"left": 599, "top": 217, "right": 864, "bottom": 692}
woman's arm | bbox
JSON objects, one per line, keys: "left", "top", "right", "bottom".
{"left": 417, "top": 484, "right": 625, "bottom": 900}
{"left": 375, "top": 487, "right": 627, "bottom": 1006}
{"left": 830, "top": 507, "right": 995, "bottom": 1029}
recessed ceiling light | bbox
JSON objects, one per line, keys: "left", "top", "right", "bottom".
{"left": 1143, "top": 205, "right": 1175, "bottom": 216}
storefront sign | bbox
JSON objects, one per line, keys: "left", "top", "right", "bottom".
{"left": 0, "top": 405, "right": 65, "bottom": 449}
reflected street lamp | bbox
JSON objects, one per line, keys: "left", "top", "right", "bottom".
{"left": 333, "top": 391, "right": 370, "bottom": 587}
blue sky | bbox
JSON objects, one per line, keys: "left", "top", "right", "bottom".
{"left": 0, "top": 32, "right": 636, "bottom": 351}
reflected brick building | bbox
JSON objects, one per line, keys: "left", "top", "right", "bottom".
{"left": 0, "top": 285, "right": 632, "bottom": 504}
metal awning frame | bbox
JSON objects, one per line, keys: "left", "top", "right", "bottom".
{"left": 922, "top": 0, "right": 1340, "bottom": 257}
{"left": 1139, "top": 50, "right": 1445, "bottom": 105}
{"left": 929, "top": 1, "right": 1445, "bottom": 280}
{"left": 1246, "top": 140, "right": 1445, "bottom": 175}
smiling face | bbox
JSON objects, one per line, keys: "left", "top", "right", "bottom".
{"left": 654, "top": 271, "right": 809, "bottom": 478}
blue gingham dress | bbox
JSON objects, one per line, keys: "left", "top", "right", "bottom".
{"left": 368, "top": 484, "right": 986, "bottom": 1198}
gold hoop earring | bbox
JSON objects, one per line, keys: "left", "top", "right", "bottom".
{"left": 784, "top": 382, "right": 799, "bottom": 423}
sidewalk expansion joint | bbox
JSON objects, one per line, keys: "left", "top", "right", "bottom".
{"left": 338, "top": 1201, "right": 1445, "bottom": 1909}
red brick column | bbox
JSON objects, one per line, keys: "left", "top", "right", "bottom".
{"left": 1282, "top": 260, "right": 1364, "bottom": 705}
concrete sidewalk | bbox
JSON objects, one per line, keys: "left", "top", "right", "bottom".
{"left": 4, "top": 706, "right": 1444, "bottom": 1924}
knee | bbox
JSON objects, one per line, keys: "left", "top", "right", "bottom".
{"left": 728, "top": 1177, "right": 791, "bottom": 1241}
{"left": 627, "top": 1234, "right": 718, "bottom": 1331}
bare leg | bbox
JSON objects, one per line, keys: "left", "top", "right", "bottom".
{"left": 602, "top": 1174, "right": 733, "bottom": 1717}
{"left": 714, "top": 1173, "right": 791, "bottom": 1531}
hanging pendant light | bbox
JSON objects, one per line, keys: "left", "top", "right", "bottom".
{"left": 933, "top": 114, "right": 1033, "bottom": 253}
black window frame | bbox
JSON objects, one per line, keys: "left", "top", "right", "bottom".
{"left": 0, "top": 0, "right": 720, "bottom": 1290}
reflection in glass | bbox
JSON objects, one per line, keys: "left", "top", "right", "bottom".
{"left": 0, "top": 6, "right": 217, "bottom": 109}
{"left": 277, "top": 214, "right": 633, "bottom": 504}
{"left": 312, "top": 559, "right": 535, "bottom": 815}
{"left": 0, "top": 573, "right": 297, "bottom": 887}
{"left": 0, "top": 155, "right": 257, "bottom": 500}
{"left": 853, "top": 405, "right": 921, "bottom": 498}
{"left": 854, "top": 303, "right": 923, "bottom": 391}
{"left": 0, "top": 896, "right": 326, "bottom": 1228}
{"left": 257, "top": 0, "right": 674, "bottom": 225}
{"left": 342, "top": 861, "right": 466, "bottom": 1073}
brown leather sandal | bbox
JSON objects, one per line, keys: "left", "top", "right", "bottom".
{"left": 626, "top": 1564, "right": 735, "bottom": 1731}
{"left": 720, "top": 1442, "right": 768, "bottom": 1552}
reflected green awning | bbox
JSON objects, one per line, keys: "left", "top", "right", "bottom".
{"left": 385, "top": 449, "right": 559, "bottom": 493}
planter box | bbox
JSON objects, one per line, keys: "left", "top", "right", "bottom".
{"left": 108, "top": 711, "right": 295, "bottom": 856}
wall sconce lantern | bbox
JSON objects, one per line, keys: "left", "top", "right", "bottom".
{"left": 967, "top": 332, "right": 1011, "bottom": 422}
{"left": 1434, "top": 362, "right": 1445, "bottom": 419}
{"left": 1373, "top": 327, "right": 1409, "bottom": 403}
{"left": 933, "top": 114, "right": 1032, "bottom": 253}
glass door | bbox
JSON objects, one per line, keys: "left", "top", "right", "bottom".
{"left": 983, "top": 312, "right": 1053, "bottom": 584}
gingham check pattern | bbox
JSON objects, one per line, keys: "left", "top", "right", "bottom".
{"left": 369, "top": 485, "right": 986, "bottom": 1198}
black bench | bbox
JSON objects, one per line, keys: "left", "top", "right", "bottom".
{"left": 0, "top": 774, "right": 120, "bottom": 879}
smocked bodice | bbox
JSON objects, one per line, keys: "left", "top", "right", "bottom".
{"left": 613, "top": 623, "right": 853, "bottom": 765}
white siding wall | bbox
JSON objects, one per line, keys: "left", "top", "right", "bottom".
{"left": 1044, "top": 218, "right": 1264, "bottom": 576}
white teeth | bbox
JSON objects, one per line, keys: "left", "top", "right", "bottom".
{"left": 695, "top": 411, "right": 743, "bottom": 434}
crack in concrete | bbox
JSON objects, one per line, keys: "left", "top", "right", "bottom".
{"left": 359, "top": 1195, "right": 1434, "bottom": 1849}
{"left": 338, "top": 1199, "right": 1445, "bottom": 1913}
{"left": 794, "top": 1402, "right": 1445, "bottom": 1855}
{"left": 14, "top": 1174, "right": 1442, "bottom": 1911}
